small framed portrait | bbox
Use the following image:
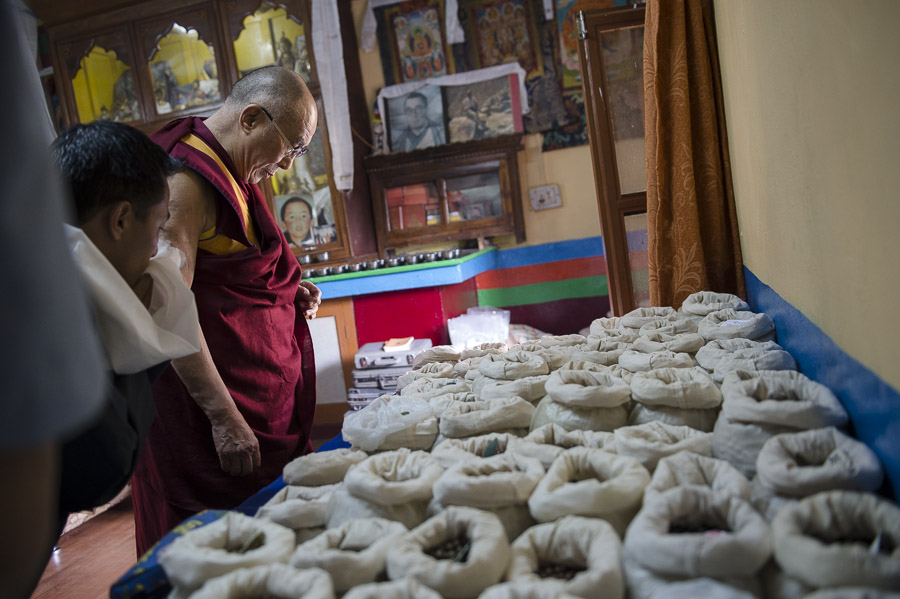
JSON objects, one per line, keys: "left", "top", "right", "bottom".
{"left": 444, "top": 74, "right": 523, "bottom": 143}
{"left": 386, "top": 85, "right": 447, "bottom": 153}
{"left": 275, "top": 195, "right": 316, "bottom": 248}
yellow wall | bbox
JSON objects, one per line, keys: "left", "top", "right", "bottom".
{"left": 715, "top": 0, "right": 900, "bottom": 391}
{"left": 350, "top": 0, "right": 601, "bottom": 249}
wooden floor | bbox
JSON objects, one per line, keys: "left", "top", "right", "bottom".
{"left": 31, "top": 497, "right": 136, "bottom": 599}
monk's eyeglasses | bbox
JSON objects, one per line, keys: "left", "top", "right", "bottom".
{"left": 259, "top": 106, "right": 308, "bottom": 159}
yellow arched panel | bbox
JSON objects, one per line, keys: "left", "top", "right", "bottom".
{"left": 233, "top": 4, "right": 309, "bottom": 80}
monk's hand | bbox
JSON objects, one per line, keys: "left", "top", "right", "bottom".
{"left": 296, "top": 281, "right": 322, "bottom": 319}
{"left": 211, "top": 412, "right": 261, "bottom": 476}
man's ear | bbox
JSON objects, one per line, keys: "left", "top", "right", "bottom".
{"left": 107, "top": 200, "right": 132, "bottom": 241}
{"left": 239, "top": 104, "right": 263, "bottom": 135}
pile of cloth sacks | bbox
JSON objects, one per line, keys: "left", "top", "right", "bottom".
{"left": 158, "top": 291, "right": 900, "bottom": 599}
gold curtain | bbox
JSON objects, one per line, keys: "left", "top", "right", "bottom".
{"left": 643, "top": 0, "right": 745, "bottom": 308}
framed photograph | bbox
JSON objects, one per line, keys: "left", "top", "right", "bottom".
{"left": 444, "top": 74, "right": 523, "bottom": 143}
{"left": 385, "top": 85, "right": 447, "bottom": 153}
{"left": 376, "top": 0, "right": 455, "bottom": 85}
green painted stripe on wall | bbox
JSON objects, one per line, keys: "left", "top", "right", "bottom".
{"left": 477, "top": 276, "right": 609, "bottom": 308}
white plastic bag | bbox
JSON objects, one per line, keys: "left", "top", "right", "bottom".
{"left": 342, "top": 395, "right": 437, "bottom": 452}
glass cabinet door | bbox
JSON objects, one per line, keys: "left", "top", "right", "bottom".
{"left": 137, "top": 7, "right": 224, "bottom": 120}
{"left": 58, "top": 30, "right": 142, "bottom": 124}
{"left": 445, "top": 172, "right": 503, "bottom": 223}
{"left": 231, "top": 3, "right": 314, "bottom": 82}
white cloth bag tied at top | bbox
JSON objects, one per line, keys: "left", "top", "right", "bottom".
{"left": 624, "top": 486, "right": 772, "bottom": 579}
{"left": 632, "top": 331, "right": 705, "bottom": 354}
{"left": 438, "top": 395, "right": 534, "bottom": 439}
{"left": 772, "top": 490, "right": 900, "bottom": 591}
{"left": 505, "top": 515, "right": 624, "bottom": 599}
{"left": 282, "top": 447, "right": 367, "bottom": 486}
{"left": 510, "top": 423, "right": 615, "bottom": 469}
{"left": 711, "top": 346, "right": 798, "bottom": 383}
{"left": 680, "top": 291, "right": 750, "bottom": 317}
{"left": 400, "top": 377, "right": 472, "bottom": 399}
{"left": 712, "top": 413, "right": 796, "bottom": 480}
{"left": 255, "top": 483, "right": 338, "bottom": 533}
{"left": 530, "top": 394, "right": 629, "bottom": 433}
{"left": 721, "top": 370, "right": 849, "bottom": 430}
{"left": 412, "top": 344, "right": 463, "bottom": 369}
{"left": 630, "top": 367, "right": 722, "bottom": 409}
{"left": 618, "top": 349, "right": 695, "bottom": 373}
{"left": 571, "top": 341, "right": 630, "bottom": 366}
{"left": 627, "top": 402, "right": 720, "bottom": 432}
{"left": 341, "top": 578, "right": 444, "bottom": 599}
{"left": 477, "top": 580, "right": 586, "bottom": 599}
{"left": 755, "top": 426, "right": 884, "bottom": 499}
{"left": 385, "top": 506, "right": 511, "bottom": 599}
{"left": 289, "top": 517, "right": 408, "bottom": 592}
{"left": 185, "top": 563, "right": 334, "bottom": 599}
{"left": 65, "top": 224, "right": 199, "bottom": 374}
{"left": 638, "top": 317, "right": 700, "bottom": 337}
{"left": 695, "top": 338, "right": 784, "bottom": 372}
{"left": 644, "top": 451, "right": 751, "bottom": 504}
{"left": 478, "top": 350, "right": 550, "bottom": 380}
{"left": 527, "top": 446, "right": 650, "bottom": 535}
{"left": 476, "top": 374, "right": 549, "bottom": 403}
{"left": 160, "top": 512, "right": 296, "bottom": 597}
{"left": 430, "top": 432, "right": 522, "bottom": 468}
{"left": 397, "top": 362, "right": 456, "bottom": 391}
{"left": 620, "top": 306, "right": 678, "bottom": 330}
{"left": 698, "top": 309, "right": 775, "bottom": 342}
{"left": 614, "top": 421, "right": 714, "bottom": 472}
{"left": 433, "top": 452, "right": 544, "bottom": 509}
{"left": 544, "top": 369, "right": 632, "bottom": 408}
{"left": 343, "top": 449, "right": 444, "bottom": 507}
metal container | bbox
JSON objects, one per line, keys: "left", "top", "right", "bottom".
{"left": 316, "top": 251, "right": 330, "bottom": 263}
{"left": 298, "top": 254, "right": 313, "bottom": 264}
{"left": 424, "top": 252, "right": 437, "bottom": 262}
{"left": 348, "top": 263, "right": 364, "bottom": 272}
{"left": 405, "top": 254, "right": 420, "bottom": 265}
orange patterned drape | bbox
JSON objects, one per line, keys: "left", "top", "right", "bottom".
{"left": 643, "top": 0, "right": 745, "bottom": 308}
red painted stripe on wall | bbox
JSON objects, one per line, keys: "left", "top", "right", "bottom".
{"left": 475, "top": 256, "right": 607, "bottom": 290}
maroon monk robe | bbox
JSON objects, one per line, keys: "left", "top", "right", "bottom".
{"left": 132, "top": 117, "right": 316, "bottom": 555}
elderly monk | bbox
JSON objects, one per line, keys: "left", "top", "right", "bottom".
{"left": 132, "top": 66, "right": 323, "bottom": 554}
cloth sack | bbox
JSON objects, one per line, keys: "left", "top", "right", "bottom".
{"left": 430, "top": 392, "right": 480, "bottom": 419}
{"left": 698, "top": 309, "right": 775, "bottom": 342}
{"left": 461, "top": 342, "right": 510, "bottom": 360}
{"left": 385, "top": 506, "right": 511, "bottom": 599}
{"left": 571, "top": 344, "right": 629, "bottom": 366}
{"left": 558, "top": 359, "right": 617, "bottom": 373}
{"left": 160, "top": 512, "right": 296, "bottom": 596}
{"left": 433, "top": 453, "right": 544, "bottom": 509}
{"left": 342, "top": 395, "right": 437, "bottom": 452}
{"left": 477, "top": 375, "right": 549, "bottom": 403}
{"left": 341, "top": 578, "right": 444, "bottom": 599}
{"left": 624, "top": 486, "right": 772, "bottom": 579}
{"left": 753, "top": 427, "right": 884, "bottom": 519}
{"left": 290, "top": 517, "right": 408, "bottom": 592}
{"left": 185, "top": 564, "right": 334, "bottom": 599}
{"left": 478, "top": 351, "right": 550, "bottom": 380}
{"left": 589, "top": 316, "right": 623, "bottom": 334}
{"left": 620, "top": 306, "right": 678, "bottom": 330}
{"left": 589, "top": 330, "right": 640, "bottom": 346}
{"left": 527, "top": 447, "right": 650, "bottom": 535}
{"left": 545, "top": 369, "right": 631, "bottom": 409}
{"left": 505, "top": 515, "right": 624, "bottom": 599}
{"left": 622, "top": 552, "right": 763, "bottom": 599}
{"left": 283, "top": 448, "right": 367, "bottom": 486}
{"left": 711, "top": 347, "right": 798, "bottom": 383}
{"left": 680, "top": 291, "right": 750, "bottom": 317}
{"left": 477, "top": 580, "right": 584, "bottom": 599}
{"left": 397, "top": 363, "right": 456, "bottom": 391}
{"left": 255, "top": 484, "right": 338, "bottom": 533}
{"left": 772, "top": 490, "right": 900, "bottom": 590}
{"left": 638, "top": 318, "right": 700, "bottom": 337}
{"left": 696, "top": 338, "right": 784, "bottom": 372}
{"left": 412, "top": 344, "right": 463, "bottom": 369}
{"left": 455, "top": 356, "right": 489, "bottom": 378}
{"left": 713, "top": 414, "right": 795, "bottom": 479}
{"left": 618, "top": 350, "right": 695, "bottom": 373}
{"left": 627, "top": 403, "right": 720, "bottom": 432}
{"left": 802, "top": 588, "right": 900, "bottom": 599}
{"left": 439, "top": 396, "right": 534, "bottom": 439}
{"left": 644, "top": 451, "right": 751, "bottom": 504}
{"left": 426, "top": 499, "right": 535, "bottom": 543}
{"left": 530, "top": 396, "right": 629, "bottom": 433}
{"left": 630, "top": 367, "right": 722, "bottom": 409}
{"left": 401, "top": 377, "right": 472, "bottom": 400}
{"left": 632, "top": 332, "right": 705, "bottom": 354}
{"left": 430, "top": 432, "right": 523, "bottom": 468}
{"left": 532, "top": 346, "right": 579, "bottom": 370}
{"left": 344, "top": 449, "right": 444, "bottom": 506}
{"left": 326, "top": 486, "right": 427, "bottom": 531}
{"left": 511, "top": 423, "right": 616, "bottom": 468}
{"left": 721, "top": 370, "right": 849, "bottom": 430}
{"left": 539, "top": 334, "right": 588, "bottom": 347}
{"left": 614, "top": 421, "right": 714, "bottom": 471}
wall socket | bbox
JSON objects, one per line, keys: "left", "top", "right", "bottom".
{"left": 529, "top": 183, "right": 562, "bottom": 211}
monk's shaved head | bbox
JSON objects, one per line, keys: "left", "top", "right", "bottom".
{"left": 227, "top": 65, "right": 315, "bottom": 126}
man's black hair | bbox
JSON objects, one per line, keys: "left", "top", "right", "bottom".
{"left": 280, "top": 196, "right": 313, "bottom": 221}
{"left": 51, "top": 121, "right": 181, "bottom": 225}
{"left": 405, "top": 91, "right": 428, "bottom": 107}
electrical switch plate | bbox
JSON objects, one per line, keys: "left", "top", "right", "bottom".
{"left": 529, "top": 183, "right": 562, "bottom": 211}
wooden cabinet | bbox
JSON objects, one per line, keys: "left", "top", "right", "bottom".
{"left": 364, "top": 134, "right": 526, "bottom": 256}
{"left": 41, "top": 0, "right": 375, "bottom": 263}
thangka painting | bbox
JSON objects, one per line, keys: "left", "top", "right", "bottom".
{"left": 541, "top": 89, "right": 589, "bottom": 151}
{"left": 380, "top": 1, "right": 452, "bottom": 84}
{"left": 444, "top": 74, "right": 523, "bottom": 143}
{"left": 471, "top": 0, "right": 540, "bottom": 75}
{"left": 556, "top": 0, "right": 617, "bottom": 90}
